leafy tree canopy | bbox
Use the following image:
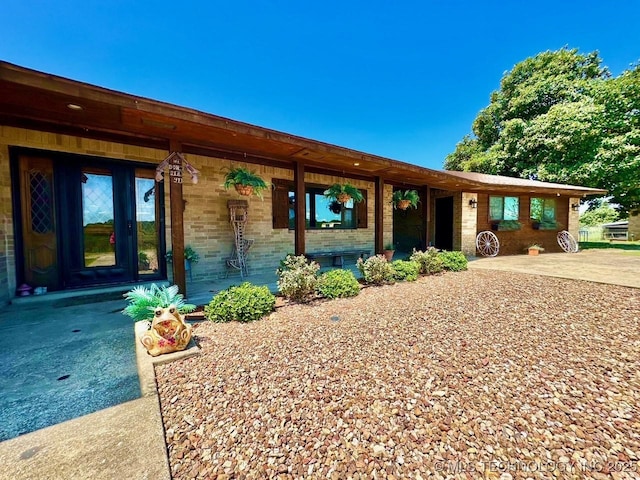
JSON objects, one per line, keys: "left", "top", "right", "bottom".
{"left": 579, "top": 200, "right": 620, "bottom": 227}
{"left": 445, "top": 48, "right": 640, "bottom": 214}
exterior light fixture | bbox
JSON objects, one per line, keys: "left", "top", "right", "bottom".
{"left": 469, "top": 198, "right": 478, "bottom": 208}
{"left": 571, "top": 203, "right": 580, "bottom": 212}
{"left": 66, "top": 103, "right": 84, "bottom": 111}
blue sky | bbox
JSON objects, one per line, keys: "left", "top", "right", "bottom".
{"left": 2, "top": 1, "right": 639, "bottom": 170}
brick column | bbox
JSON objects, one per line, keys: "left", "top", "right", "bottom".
{"left": 460, "top": 192, "right": 478, "bottom": 256}
{"left": 568, "top": 197, "right": 580, "bottom": 241}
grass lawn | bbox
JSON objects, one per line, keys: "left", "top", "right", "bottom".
{"left": 579, "top": 241, "right": 640, "bottom": 251}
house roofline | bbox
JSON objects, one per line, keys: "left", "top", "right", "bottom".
{"left": 0, "top": 61, "right": 607, "bottom": 196}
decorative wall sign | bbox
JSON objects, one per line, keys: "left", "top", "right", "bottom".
{"left": 155, "top": 152, "right": 200, "bottom": 184}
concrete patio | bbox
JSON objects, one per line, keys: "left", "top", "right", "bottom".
{"left": 468, "top": 248, "right": 640, "bottom": 289}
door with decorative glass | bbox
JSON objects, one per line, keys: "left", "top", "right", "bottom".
{"left": 18, "top": 155, "right": 59, "bottom": 290}
{"left": 16, "top": 151, "right": 163, "bottom": 290}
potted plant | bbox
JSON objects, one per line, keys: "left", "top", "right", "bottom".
{"left": 123, "top": 284, "right": 196, "bottom": 357}
{"left": 324, "top": 183, "right": 364, "bottom": 204}
{"left": 122, "top": 283, "right": 197, "bottom": 323}
{"left": 526, "top": 244, "right": 545, "bottom": 256}
{"left": 392, "top": 189, "right": 420, "bottom": 210}
{"left": 166, "top": 245, "right": 200, "bottom": 270}
{"left": 382, "top": 243, "right": 395, "bottom": 261}
{"left": 223, "top": 166, "right": 268, "bottom": 198}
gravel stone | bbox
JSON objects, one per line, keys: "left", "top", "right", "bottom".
{"left": 156, "top": 270, "right": 639, "bottom": 479}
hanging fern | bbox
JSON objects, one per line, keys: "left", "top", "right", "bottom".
{"left": 323, "top": 183, "right": 364, "bottom": 203}
{"left": 122, "top": 283, "right": 196, "bottom": 322}
{"left": 392, "top": 189, "right": 420, "bottom": 209}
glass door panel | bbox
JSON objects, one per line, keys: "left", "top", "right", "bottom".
{"left": 135, "top": 170, "right": 159, "bottom": 275}
{"left": 81, "top": 169, "right": 116, "bottom": 268}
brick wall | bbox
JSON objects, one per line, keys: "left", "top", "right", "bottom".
{"left": 476, "top": 193, "right": 571, "bottom": 255}
{"left": 460, "top": 192, "right": 478, "bottom": 256}
{"left": 166, "top": 158, "right": 379, "bottom": 280}
{"left": 568, "top": 197, "right": 580, "bottom": 242}
{"left": 0, "top": 126, "right": 385, "bottom": 297}
{"left": 629, "top": 211, "right": 640, "bottom": 241}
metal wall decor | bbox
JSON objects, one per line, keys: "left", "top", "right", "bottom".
{"left": 155, "top": 151, "right": 200, "bottom": 184}
{"left": 227, "top": 200, "right": 252, "bottom": 278}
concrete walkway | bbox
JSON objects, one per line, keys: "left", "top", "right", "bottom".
{"left": 0, "top": 296, "right": 174, "bottom": 480}
{"left": 468, "top": 248, "right": 640, "bottom": 289}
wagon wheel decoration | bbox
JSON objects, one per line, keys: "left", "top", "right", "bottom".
{"left": 557, "top": 230, "right": 579, "bottom": 253}
{"left": 476, "top": 230, "right": 500, "bottom": 257}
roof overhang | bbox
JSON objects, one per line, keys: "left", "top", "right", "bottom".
{"left": 0, "top": 61, "right": 607, "bottom": 197}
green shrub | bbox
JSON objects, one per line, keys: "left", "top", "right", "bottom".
{"left": 439, "top": 251, "right": 468, "bottom": 271}
{"left": 276, "top": 254, "right": 320, "bottom": 302}
{"left": 316, "top": 269, "right": 361, "bottom": 299}
{"left": 205, "top": 282, "right": 275, "bottom": 323}
{"left": 356, "top": 254, "right": 395, "bottom": 285}
{"left": 122, "top": 284, "right": 196, "bottom": 322}
{"left": 410, "top": 247, "right": 444, "bottom": 275}
{"left": 391, "top": 260, "right": 420, "bottom": 281}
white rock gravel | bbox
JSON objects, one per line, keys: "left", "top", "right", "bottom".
{"left": 155, "top": 270, "right": 640, "bottom": 479}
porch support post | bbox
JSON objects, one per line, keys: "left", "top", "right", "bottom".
{"left": 169, "top": 140, "right": 187, "bottom": 296}
{"left": 294, "top": 161, "right": 306, "bottom": 255}
{"left": 375, "top": 176, "right": 384, "bottom": 254}
{"left": 422, "top": 185, "right": 431, "bottom": 248}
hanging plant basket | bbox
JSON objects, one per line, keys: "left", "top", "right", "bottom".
{"left": 396, "top": 199, "right": 412, "bottom": 210}
{"left": 337, "top": 193, "right": 351, "bottom": 204}
{"left": 391, "top": 189, "right": 420, "bottom": 210}
{"left": 324, "top": 183, "right": 364, "bottom": 204}
{"left": 223, "top": 166, "right": 268, "bottom": 199}
{"left": 234, "top": 184, "right": 254, "bottom": 196}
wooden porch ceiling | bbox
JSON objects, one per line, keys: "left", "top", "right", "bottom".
{"left": 0, "top": 62, "right": 605, "bottom": 196}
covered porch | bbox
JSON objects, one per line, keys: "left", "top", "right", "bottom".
{"left": 0, "top": 61, "right": 605, "bottom": 303}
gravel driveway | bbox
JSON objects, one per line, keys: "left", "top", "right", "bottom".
{"left": 156, "top": 270, "right": 639, "bottom": 479}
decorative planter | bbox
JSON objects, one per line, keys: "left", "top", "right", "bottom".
{"left": 396, "top": 200, "right": 411, "bottom": 210}
{"left": 528, "top": 248, "right": 540, "bottom": 256}
{"left": 337, "top": 193, "right": 351, "bottom": 203}
{"left": 139, "top": 305, "right": 193, "bottom": 357}
{"left": 491, "top": 221, "right": 521, "bottom": 231}
{"left": 234, "top": 184, "right": 254, "bottom": 196}
{"left": 383, "top": 249, "right": 395, "bottom": 261}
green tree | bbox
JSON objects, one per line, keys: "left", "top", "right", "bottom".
{"left": 579, "top": 200, "right": 620, "bottom": 227}
{"left": 445, "top": 48, "right": 640, "bottom": 214}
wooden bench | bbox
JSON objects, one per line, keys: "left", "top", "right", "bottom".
{"left": 306, "top": 249, "right": 371, "bottom": 268}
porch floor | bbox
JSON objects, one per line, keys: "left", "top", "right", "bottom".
{"left": 185, "top": 260, "right": 367, "bottom": 307}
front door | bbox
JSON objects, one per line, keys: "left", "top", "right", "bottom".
{"left": 18, "top": 155, "right": 60, "bottom": 289}
{"left": 434, "top": 196, "right": 454, "bottom": 251}
{"left": 15, "top": 150, "right": 163, "bottom": 291}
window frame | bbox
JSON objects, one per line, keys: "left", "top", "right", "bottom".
{"left": 530, "top": 197, "right": 558, "bottom": 229}
{"left": 272, "top": 179, "right": 367, "bottom": 230}
{"left": 291, "top": 184, "right": 357, "bottom": 230}
{"left": 489, "top": 195, "right": 520, "bottom": 222}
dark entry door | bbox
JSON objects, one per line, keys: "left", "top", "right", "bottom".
{"left": 15, "top": 150, "right": 163, "bottom": 291}
{"left": 435, "top": 196, "right": 454, "bottom": 251}
{"left": 57, "top": 164, "right": 136, "bottom": 287}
